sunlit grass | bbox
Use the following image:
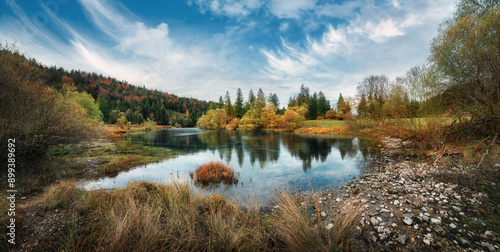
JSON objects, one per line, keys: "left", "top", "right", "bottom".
{"left": 304, "top": 119, "right": 347, "bottom": 128}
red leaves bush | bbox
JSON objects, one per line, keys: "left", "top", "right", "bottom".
{"left": 193, "top": 161, "right": 238, "bottom": 186}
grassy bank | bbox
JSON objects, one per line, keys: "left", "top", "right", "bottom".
{"left": 0, "top": 124, "right": 176, "bottom": 198}
{"left": 8, "top": 181, "right": 361, "bottom": 251}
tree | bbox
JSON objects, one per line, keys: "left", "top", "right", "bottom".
{"left": 218, "top": 96, "right": 224, "bottom": 109}
{"left": 224, "top": 91, "right": 233, "bottom": 118}
{"left": 268, "top": 93, "right": 279, "bottom": 110}
{"left": 431, "top": 0, "right": 499, "bottom": 133}
{"left": 317, "top": 91, "right": 330, "bottom": 117}
{"left": 357, "top": 75, "right": 390, "bottom": 119}
{"left": 357, "top": 94, "right": 368, "bottom": 118}
{"left": 234, "top": 88, "right": 245, "bottom": 118}
{"left": 98, "top": 95, "right": 110, "bottom": 123}
{"left": 0, "top": 46, "right": 99, "bottom": 163}
{"left": 247, "top": 89, "right": 256, "bottom": 111}
{"left": 309, "top": 92, "right": 318, "bottom": 120}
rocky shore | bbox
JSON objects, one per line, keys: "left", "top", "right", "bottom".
{"left": 300, "top": 138, "right": 499, "bottom": 251}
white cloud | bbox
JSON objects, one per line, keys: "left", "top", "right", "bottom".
{"left": 363, "top": 19, "right": 404, "bottom": 43}
{"left": 279, "top": 22, "right": 289, "bottom": 32}
{"left": 0, "top": 0, "right": 456, "bottom": 105}
{"left": 189, "top": 0, "right": 263, "bottom": 17}
{"left": 260, "top": 0, "right": 456, "bottom": 100}
{"left": 268, "top": 0, "right": 317, "bottom": 19}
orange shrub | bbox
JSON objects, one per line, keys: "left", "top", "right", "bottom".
{"left": 225, "top": 118, "right": 240, "bottom": 130}
{"left": 104, "top": 133, "right": 122, "bottom": 139}
{"left": 194, "top": 161, "right": 237, "bottom": 186}
{"left": 316, "top": 116, "right": 325, "bottom": 120}
{"left": 325, "top": 110, "right": 336, "bottom": 119}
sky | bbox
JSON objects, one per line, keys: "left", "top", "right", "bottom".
{"left": 0, "top": 0, "right": 456, "bottom": 106}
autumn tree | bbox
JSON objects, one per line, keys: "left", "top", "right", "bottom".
{"left": 357, "top": 94, "right": 368, "bottom": 118}
{"left": 0, "top": 46, "right": 99, "bottom": 164}
{"left": 431, "top": 0, "right": 499, "bottom": 134}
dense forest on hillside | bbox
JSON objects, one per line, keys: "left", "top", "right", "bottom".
{"left": 40, "top": 65, "right": 214, "bottom": 127}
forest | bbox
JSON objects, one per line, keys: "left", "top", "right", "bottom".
{"left": 42, "top": 63, "right": 214, "bottom": 127}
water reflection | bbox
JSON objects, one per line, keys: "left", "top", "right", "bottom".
{"left": 126, "top": 129, "right": 379, "bottom": 173}
{"left": 83, "top": 128, "right": 380, "bottom": 203}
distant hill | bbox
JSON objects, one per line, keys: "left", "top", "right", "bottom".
{"left": 39, "top": 64, "right": 214, "bottom": 126}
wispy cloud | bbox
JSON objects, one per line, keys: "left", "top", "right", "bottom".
{"left": 0, "top": 0, "right": 455, "bottom": 104}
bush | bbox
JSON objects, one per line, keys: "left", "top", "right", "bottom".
{"left": 316, "top": 116, "right": 324, "bottom": 120}
{"left": 325, "top": 110, "right": 336, "bottom": 119}
{"left": 0, "top": 47, "right": 100, "bottom": 164}
{"left": 225, "top": 118, "right": 240, "bottom": 130}
{"left": 193, "top": 161, "right": 238, "bottom": 186}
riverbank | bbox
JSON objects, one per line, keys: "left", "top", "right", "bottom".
{"left": 298, "top": 137, "right": 500, "bottom": 251}
{"left": 3, "top": 124, "right": 499, "bottom": 251}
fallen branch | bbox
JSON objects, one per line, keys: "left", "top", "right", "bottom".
{"left": 433, "top": 146, "right": 448, "bottom": 165}
{"left": 477, "top": 132, "right": 498, "bottom": 169}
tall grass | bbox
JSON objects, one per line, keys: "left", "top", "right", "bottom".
{"left": 269, "top": 190, "right": 361, "bottom": 251}
{"left": 37, "top": 181, "right": 363, "bottom": 251}
{"left": 44, "top": 180, "right": 83, "bottom": 209}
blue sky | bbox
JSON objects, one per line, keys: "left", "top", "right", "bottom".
{"left": 0, "top": 0, "right": 455, "bottom": 105}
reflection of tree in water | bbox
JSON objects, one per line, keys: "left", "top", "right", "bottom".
{"left": 356, "top": 140, "right": 381, "bottom": 177}
{"left": 130, "top": 129, "right": 380, "bottom": 173}
{"left": 125, "top": 129, "right": 206, "bottom": 153}
{"left": 281, "top": 135, "right": 377, "bottom": 171}
{"left": 197, "top": 131, "right": 281, "bottom": 168}
{"left": 243, "top": 132, "right": 280, "bottom": 168}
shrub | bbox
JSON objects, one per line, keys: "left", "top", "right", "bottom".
{"left": 0, "top": 47, "right": 99, "bottom": 164}
{"left": 325, "top": 110, "right": 336, "bottom": 119}
{"left": 225, "top": 118, "right": 240, "bottom": 130}
{"left": 44, "top": 180, "right": 82, "bottom": 209}
{"left": 193, "top": 161, "right": 237, "bottom": 186}
{"left": 316, "top": 116, "right": 325, "bottom": 120}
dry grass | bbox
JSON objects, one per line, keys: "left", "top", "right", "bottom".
{"left": 269, "top": 190, "right": 361, "bottom": 251}
{"left": 103, "top": 133, "right": 122, "bottom": 139}
{"left": 44, "top": 180, "right": 82, "bottom": 209}
{"left": 296, "top": 126, "right": 347, "bottom": 135}
{"left": 32, "top": 180, "right": 364, "bottom": 251}
{"left": 194, "top": 161, "right": 238, "bottom": 186}
{"left": 98, "top": 156, "right": 133, "bottom": 175}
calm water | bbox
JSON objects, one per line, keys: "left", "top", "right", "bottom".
{"left": 81, "top": 128, "right": 380, "bottom": 203}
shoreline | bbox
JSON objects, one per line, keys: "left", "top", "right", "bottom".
{"left": 296, "top": 138, "right": 500, "bottom": 251}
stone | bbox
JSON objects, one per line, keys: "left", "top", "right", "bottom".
{"left": 326, "top": 223, "right": 334, "bottom": 230}
{"left": 431, "top": 218, "right": 441, "bottom": 225}
{"left": 397, "top": 235, "right": 407, "bottom": 245}
{"left": 403, "top": 217, "right": 413, "bottom": 225}
{"left": 481, "top": 242, "right": 495, "bottom": 252}
{"left": 414, "top": 224, "right": 419, "bottom": 230}
{"left": 379, "top": 233, "right": 388, "bottom": 240}
{"left": 321, "top": 211, "right": 327, "bottom": 217}
{"left": 485, "top": 231, "right": 494, "bottom": 237}
{"left": 423, "top": 237, "right": 431, "bottom": 245}
{"left": 450, "top": 223, "right": 457, "bottom": 229}
{"left": 459, "top": 238, "right": 470, "bottom": 247}
{"left": 370, "top": 217, "right": 379, "bottom": 226}
{"left": 370, "top": 235, "right": 377, "bottom": 243}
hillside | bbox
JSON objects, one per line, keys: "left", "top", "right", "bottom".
{"left": 39, "top": 64, "right": 214, "bottom": 127}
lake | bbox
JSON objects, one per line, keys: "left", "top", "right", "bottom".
{"left": 81, "top": 128, "right": 381, "bottom": 204}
